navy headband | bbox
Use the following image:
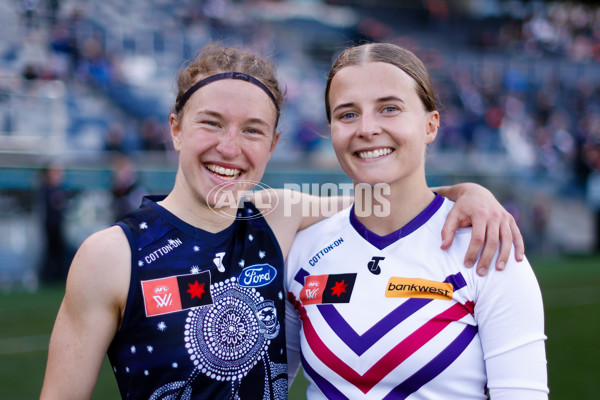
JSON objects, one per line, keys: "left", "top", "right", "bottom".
{"left": 175, "top": 72, "right": 279, "bottom": 114}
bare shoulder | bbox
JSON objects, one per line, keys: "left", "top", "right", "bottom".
{"left": 79, "top": 225, "right": 130, "bottom": 258}
{"left": 74, "top": 225, "right": 130, "bottom": 278}
{"left": 65, "top": 225, "right": 131, "bottom": 318}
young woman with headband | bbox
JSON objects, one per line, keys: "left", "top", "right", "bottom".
{"left": 41, "top": 43, "right": 524, "bottom": 399}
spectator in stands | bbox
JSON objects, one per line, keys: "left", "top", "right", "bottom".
{"left": 49, "top": 22, "right": 79, "bottom": 79}
{"left": 38, "top": 162, "right": 71, "bottom": 284}
{"left": 139, "top": 116, "right": 167, "bottom": 152}
{"left": 22, "top": 64, "right": 39, "bottom": 81}
{"left": 103, "top": 121, "right": 127, "bottom": 154}
{"left": 109, "top": 153, "right": 147, "bottom": 220}
{"left": 583, "top": 138, "right": 600, "bottom": 252}
{"left": 20, "top": 0, "right": 41, "bottom": 31}
{"left": 295, "top": 119, "right": 322, "bottom": 161}
{"left": 47, "top": 0, "right": 61, "bottom": 26}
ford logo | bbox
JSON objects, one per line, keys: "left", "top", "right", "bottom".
{"left": 238, "top": 264, "right": 277, "bottom": 288}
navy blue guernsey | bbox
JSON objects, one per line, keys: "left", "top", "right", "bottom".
{"left": 107, "top": 195, "right": 287, "bottom": 400}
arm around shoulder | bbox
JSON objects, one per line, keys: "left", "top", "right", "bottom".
{"left": 40, "top": 226, "right": 131, "bottom": 400}
{"left": 434, "top": 183, "right": 524, "bottom": 275}
{"left": 252, "top": 188, "right": 352, "bottom": 259}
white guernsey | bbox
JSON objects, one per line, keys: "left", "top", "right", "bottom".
{"left": 286, "top": 195, "right": 548, "bottom": 400}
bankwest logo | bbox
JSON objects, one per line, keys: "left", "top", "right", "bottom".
{"left": 141, "top": 271, "right": 213, "bottom": 317}
{"left": 386, "top": 277, "right": 453, "bottom": 300}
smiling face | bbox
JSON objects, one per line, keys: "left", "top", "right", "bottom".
{"left": 170, "top": 78, "right": 279, "bottom": 209}
{"left": 328, "top": 61, "right": 439, "bottom": 190}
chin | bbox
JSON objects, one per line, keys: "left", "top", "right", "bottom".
{"left": 353, "top": 176, "right": 390, "bottom": 187}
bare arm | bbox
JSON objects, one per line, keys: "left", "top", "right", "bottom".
{"left": 40, "top": 226, "right": 130, "bottom": 400}
{"left": 434, "top": 183, "right": 524, "bottom": 276}
{"left": 297, "top": 195, "right": 353, "bottom": 231}
{"left": 253, "top": 189, "right": 352, "bottom": 259}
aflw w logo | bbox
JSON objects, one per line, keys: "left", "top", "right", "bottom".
{"left": 305, "top": 288, "right": 319, "bottom": 299}
{"left": 153, "top": 293, "right": 173, "bottom": 308}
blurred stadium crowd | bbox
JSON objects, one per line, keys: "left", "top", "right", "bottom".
{"left": 0, "top": 0, "right": 599, "bottom": 288}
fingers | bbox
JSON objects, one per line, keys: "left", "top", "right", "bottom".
{"left": 495, "top": 219, "right": 512, "bottom": 271}
{"left": 472, "top": 219, "right": 500, "bottom": 276}
{"left": 471, "top": 213, "right": 524, "bottom": 276}
{"left": 441, "top": 189, "right": 525, "bottom": 275}
{"left": 510, "top": 216, "right": 525, "bottom": 262}
{"left": 464, "top": 221, "right": 485, "bottom": 271}
{"left": 440, "top": 207, "right": 460, "bottom": 250}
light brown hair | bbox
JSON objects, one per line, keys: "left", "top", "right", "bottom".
{"left": 325, "top": 43, "right": 437, "bottom": 122}
{"left": 173, "top": 44, "right": 284, "bottom": 126}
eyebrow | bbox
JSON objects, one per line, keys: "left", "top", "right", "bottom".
{"left": 245, "top": 117, "right": 271, "bottom": 128}
{"left": 194, "top": 109, "right": 271, "bottom": 128}
{"left": 378, "top": 96, "right": 405, "bottom": 104}
{"left": 331, "top": 96, "right": 405, "bottom": 114}
{"left": 332, "top": 102, "right": 354, "bottom": 115}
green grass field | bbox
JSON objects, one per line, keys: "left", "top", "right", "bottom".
{"left": 1, "top": 255, "right": 599, "bottom": 399}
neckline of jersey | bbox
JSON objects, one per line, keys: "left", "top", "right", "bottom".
{"left": 143, "top": 195, "right": 247, "bottom": 241}
{"left": 348, "top": 193, "right": 444, "bottom": 250}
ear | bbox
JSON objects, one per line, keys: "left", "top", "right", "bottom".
{"left": 269, "top": 131, "right": 281, "bottom": 154}
{"left": 424, "top": 111, "right": 439, "bottom": 145}
{"left": 169, "top": 114, "right": 182, "bottom": 152}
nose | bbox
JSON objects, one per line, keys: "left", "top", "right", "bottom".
{"left": 357, "top": 113, "right": 381, "bottom": 139}
{"left": 216, "top": 129, "right": 242, "bottom": 158}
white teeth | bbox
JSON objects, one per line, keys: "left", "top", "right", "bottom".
{"left": 358, "top": 148, "right": 393, "bottom": 159}
{"left": 206, "top": 164, "right": 242, "bottom": 180}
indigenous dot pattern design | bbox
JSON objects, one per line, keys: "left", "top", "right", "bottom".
{"left": 184, "top": 277, "right": 270, "bottom": 382}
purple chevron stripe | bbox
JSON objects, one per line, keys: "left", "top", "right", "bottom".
{"left": 383, "top": 324, "right": 479, "bottom": 400}
{"left": 317, "top": 272, "right": 467, "bottom": 356}
{"left": 301, "top": 352, "right": 349, "bottom": 400}
{"left": 445, "top": 272, "right": 467, "bottom": 291}
{"left": 294, "top": 267, "right": 310, "bottom": 285}
{"left": 318, "top": 298, "right": 430, "bottom": 355}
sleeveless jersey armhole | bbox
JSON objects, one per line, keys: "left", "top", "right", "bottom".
{"left": 113, "top": 221, "right": 139, "bottom": 337}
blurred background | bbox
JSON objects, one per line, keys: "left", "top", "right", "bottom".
{"left": 0, "top": 0, "right": 599, "bottom": 398}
